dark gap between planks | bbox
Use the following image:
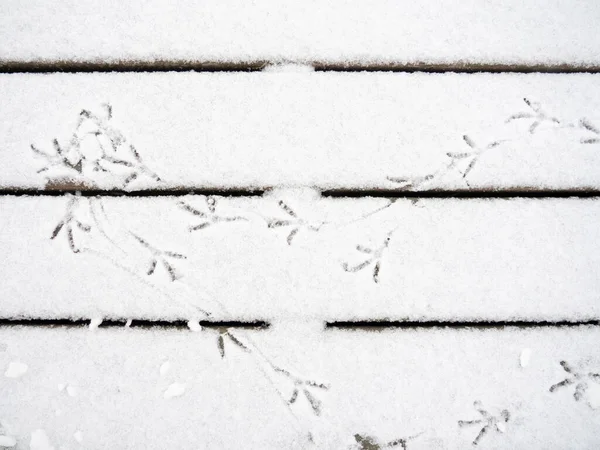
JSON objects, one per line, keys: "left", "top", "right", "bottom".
{"left": 0, "top": 318, "right": 269, "bottom": 330}
{"left": 1, "top": 318, "right": 598, "bottom": 331}
{"left": 2, "top": 60, "right": 600, "bottom": 74}
{"left": 0, "top": 188, "right": 265, "bottom": 197}
{"left": 1, "top": 188, "right": 600, "bottom": 199}
{"left": 322, "top": 189, "right": 600, "bottom": 199}
{"left": 327, "top": 320, "right": 600, "bottom": 331}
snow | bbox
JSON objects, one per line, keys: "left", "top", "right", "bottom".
{"left": 163, "top": 383, "right": 186, "bottom": 399}
{"left": 66, "top": 386, "right": 78, "bottom": 398}
{"left": 0, "top": 195, "right": 599, "bottom": 322}
{"left": 0, "top": 435, "right": 16, "bottom": 447}
{"left": 72, "top": 431, "right": 82, "bottom": 444}
{"left": 5, "top": 362, "right": 28, "bottom": 378}
{"left": 585, "top": 383, "right": 600, "bottom": 410}
{"left": 159, "top": 361, "right": 171, "bottom": 376}
{"left": 88, "top": 318, "right": 102, "bottom": 330}
{"left": 186, "top": 321, "right": 202, "bottom": 332}
{"left": 0, "top": 326, "right": 599, "bottom": 448}
{"left": 1, "top": 4, "right": 599, "bottom": 447}
{"left": 1, "top": 73, "right": 600, "bottom": 190}
{"left": 262, "top": 64, "right": 315, "bottom": 73}
{"left": 520, "top": 349, "right": 532, "bottom": 368}
{"left": 1, "top": 0, "right": 600, "bottom": 66}
{"left": 29, "top": 430, "right": 54, "bottom": 450}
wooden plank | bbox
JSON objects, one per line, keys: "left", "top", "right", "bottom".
{"left": 2, "top": 72, "right": 600, "bottom": 191}
{"left": 2, "top": 194, "right": 599, "bottom": 322}
{"left": 1, "top": 0, "right": 600, "bottom": 68}
{"left": 1, "top": 325, "right": 599, "bottom": 448}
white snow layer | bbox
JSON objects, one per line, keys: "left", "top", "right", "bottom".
{"left": 0, "top": 435, "right": 16, "bottom": 447}
{"left": 1, "top": 72, "right": 600, "bottom": 190}
{"left": 0, "top": 0, "right": 600, "bottom": 66}
{"left": 5, "top": 362, "right": 28, "bottom": 378}
{"left": 0, "top": 195, "right": 598, "bottom": 322}
{"left": 163, "top": 383, "right": 186, "bottom": 399}
{"left": 0, "top": 326, "right": 599, "bottom": 449}
{"left": 1, "top": 5, "right": 600, "bottom": 447}
{"left": 29, "top": 430, "right": 54, "bottom": 450}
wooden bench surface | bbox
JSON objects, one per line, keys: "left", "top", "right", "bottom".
{"left": 2, "top": 3, "right": 600, "bottom": 449}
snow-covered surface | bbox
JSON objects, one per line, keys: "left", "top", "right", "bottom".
{"left": 4, "top": 362, "right": 28, "bottom": 379}
{"left": 1, "top": 326, "right": 600, "bottom": 449}
{"left": 1, "top": 195, "right": 599, "bottom": 322}
{"left": 2, "top": 73, "right": 600, "bottom": 190}
{"left": 2, "top": 8, "right": 600, "bottom": 446}
{"left": 1, "top": 0, "right": 600, "bottom": 66}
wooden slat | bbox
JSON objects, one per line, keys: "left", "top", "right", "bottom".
{"left": 1, "top": 326, "right": 599, "bottom": 448}
{"left": 1, "top": 0, "right": 600, "bottom": 67}
{"left": 2, "top": 194, "right": 599, "bottom": 322}
{"left": 2, "top": 73, "right": 600, "bottom": 191}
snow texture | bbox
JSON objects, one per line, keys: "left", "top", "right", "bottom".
{"left": 29, "top": 429, "right": 54, "bottom": 450}
{"left": 1, "top": 326, "right": 600, "bottom": 449}
{"left": 520, "top": 349, "right": 533, "bottom": 368}
{"left": 1, "top": 73, "right": 600, "bottom": 190}
{"left": 159, "top": 361, "right": 171, "bottom": 376}
{"left": 73, "top": 431, "right": 83, "bottom": 444}
{"left": 0, "top": 435, "right": 16, "bottom": 447}
{"left": 0, "top": 195, "right": 598, "bottom": 322}
{"left": 1, "top": 6, "right": 600, "bottom": 447}
{"left": 1, "top": 0, "right": 600, "bottom": 66}
{"left": 163, "top": 382, "right": 186, "bottom": 399}
{"left": 5, "top": 362, "right": 28, "bottom": 378}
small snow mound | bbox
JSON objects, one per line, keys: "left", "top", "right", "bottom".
{"left": 0, "top": 435, "right": 16, "bottom": 447}
{"left": 73, "top": 431, "right": 83, "bottom": 444}
{"left": 89, "top": 318, "right": 103, "bottom": 330}
{"left": 30, "top": 429, "right": 54, "bottom": 450}
{"left": 66, "top": 385, "right": 78, "bottom": 397}
{"left": 519, "top": 348, "right": 532, "bottom": 368}
{"left": 187, "top": 320, "right": 202, "bottom": 332}
{"left": 262, "top": 63, "right": 315, "bottom": 73}
{"left": 496, "top": 421, "right": 507, "bottom": 433}
{"left": 159, "top": 361, "right": 171, "bottom": 376}
{"left": 57, "top": 384, "right": 65, "bottom": 392}
{"left": 164, "top": 382, "right": 186, "bottom": 399}
{"left": 125, "top": 319, "right": 132, "bottom": 328}
{"left": 5, "top": 362, "right": 28, "bottom": 378}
